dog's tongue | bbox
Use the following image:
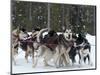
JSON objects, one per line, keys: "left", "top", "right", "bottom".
{"left": 68, "top": 34, "right": 70, "bottom": 39}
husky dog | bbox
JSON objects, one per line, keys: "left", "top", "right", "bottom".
{"left": 68, "top": 34, "right": 79, "bottom": 65}
{"left": 33, "top": 28, "right": 60, "bottom": 67}
{"left": 18, "top": 28, "right": 31, "bottom": 63}
{"left": 57, "top": 34, "right": 75, "bottom": 67}
{"left": 12, "top": 27, "right": 39, "bottom": 65}
{"left": 18, "top": 28, "right": 40, "bottom": 64}
{"left": 74, "top": 33, "right": 91, "bottom": 65}
{"left": 63, "top": 29, "right": 76, "bottom": 64}
{"left": 12, "top": 27, "right": 20, "bottom": 65}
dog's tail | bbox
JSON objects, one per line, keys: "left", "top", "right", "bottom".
{"left": 37, "top": 28, "right": 48, "bottom": 43}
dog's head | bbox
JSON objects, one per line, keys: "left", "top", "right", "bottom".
{"left": 64, "top": 29, "right": 72, "bottom": 40}
{"left": 74, "top": 33, "right": 85, "bottom": 46}
{"left": 32, "top": 28, "right": 40, "bottom": 33}
{"left": 48, "top": 30, "right": 56, "bottom": 37}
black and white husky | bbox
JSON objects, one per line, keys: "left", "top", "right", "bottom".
{"left": 75, "top": 33, "right": 91, "bottom": 65}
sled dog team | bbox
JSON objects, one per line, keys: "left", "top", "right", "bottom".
{"left": 12, "top": 27, "right": 92, "bottom": 68}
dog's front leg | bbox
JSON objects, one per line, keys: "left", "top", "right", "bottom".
{"left": 12, "top": 47, "right": 18, "bottom": 65}
{"left": 32, "top": 48, "right": 37, "bottom": 68}
{"left": 59, "top": 55, "right": 64, "bottom": 67}
{"left": 43, "top": 58, "right": 49, "bottom": 66}
{"left": 25, "top": 51, "right": 28, "bottom": 63}
{"left": 87, "top": 53, "right": 92, "bottom": 66}
{"left": 12, "top": 54, "right": 17, "bottom": 65}
{"left": 65, "top": 47, "right": 71, "bottom": 65}
{"left": 79, "top": 49, "right": 84, "bottom": 67}
{"left": 54, "top": 46, "right": 61, "bottom": 68}
{"left": 64, "top": 53, "right": 70, "bottom": 65}
{"left": 25, "top": 45, "right": 30, "bottom": 63}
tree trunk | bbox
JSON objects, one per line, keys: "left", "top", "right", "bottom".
{"left": 48, "top": 3, "right": 50, "bottom": 31}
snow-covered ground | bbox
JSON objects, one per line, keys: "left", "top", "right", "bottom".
{"left": 12, "top": 33, "right": 96, "bottom": 74}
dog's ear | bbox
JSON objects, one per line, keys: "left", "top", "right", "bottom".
{"left": 78, "top": 33, "right": 82, "bottom": 37}
{"left": 48, "top": 30, "right": 55, "bottom": 37}
{"left": 69, "top": 29, "right": 72, "bottom": 33}
{"left": 72, "top": 34, "right": 77, "bottom": 39}
{"left": 65, "top": 29, "right": 68, "bottom": 33}
{"left": 20, "top": 28, "right": 26, "bottom": 32}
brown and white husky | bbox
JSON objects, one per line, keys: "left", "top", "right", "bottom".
{"left": 32, "top": 28, "right": 72, "bottom": 68}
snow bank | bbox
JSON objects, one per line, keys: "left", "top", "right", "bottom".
{"left": 86, "top": 34, "right": 95, "bottom": 46}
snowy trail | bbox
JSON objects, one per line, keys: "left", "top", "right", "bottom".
{"left": 12, "top": 34, "right": 96, "bottom": 74}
